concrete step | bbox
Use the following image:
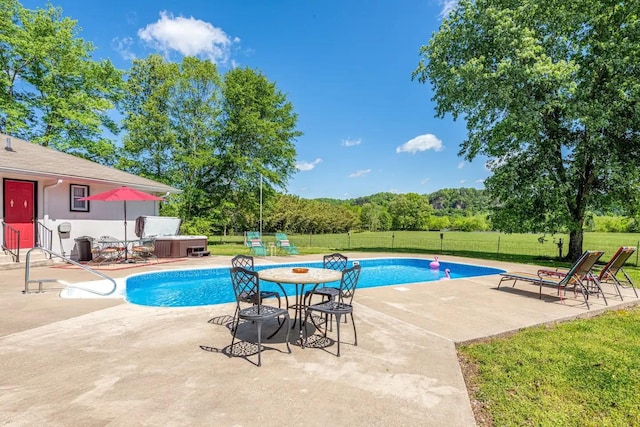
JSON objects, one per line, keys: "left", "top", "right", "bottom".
{"left": 0, "top": 251, "right": 55, "bottom": 270}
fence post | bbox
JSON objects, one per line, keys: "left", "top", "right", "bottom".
{"left": 497, "top": 235, "right": 500, "bottom": 258}
{"left": 392, "top": 232, "right": 395, "bottom": 250}
{"left": 637, "top": 241, "right": 639, "bottom": 267}
{"left": 348, "top": 231, "right": 351, "bottom": 249}
{"left": 440, "top": 233, "right": 444, "bottom": 254}
{"left": 557, "top": 238, "right": 563, "bottom": 259}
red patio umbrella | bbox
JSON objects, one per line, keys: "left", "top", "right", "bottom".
{"left": 79, "top": 187, "right": 164, "bottom": 257}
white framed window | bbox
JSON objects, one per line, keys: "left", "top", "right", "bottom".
{"left": 70, "top": 184, "right": 89, "bottom": 212}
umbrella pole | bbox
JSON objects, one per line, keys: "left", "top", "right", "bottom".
{"left": 124, "top": 201, "right": 128, "bottom": 261}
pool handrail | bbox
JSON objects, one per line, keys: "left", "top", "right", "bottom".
{"left": 24, "top": 247, "right": 117, "bottom": 296}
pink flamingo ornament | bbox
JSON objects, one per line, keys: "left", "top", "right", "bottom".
{"left": 429, "top": 256, "right": 440, "bottom": 269}
{"left": 441, "top": 269, "right": 451, "bottom": 280}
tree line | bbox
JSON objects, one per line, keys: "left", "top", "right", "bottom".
{"left": 215, "top": 189, "right": 638, "bottom": 237}
{"left": 192, "top": 188, "right": 493, "bottom": 236}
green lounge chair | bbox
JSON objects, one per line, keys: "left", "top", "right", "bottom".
{"left": 245, "top": 231, "right": 267, "bottom": 257}
{"left": 275, "top": 232, "right": 299, "bottom": 255}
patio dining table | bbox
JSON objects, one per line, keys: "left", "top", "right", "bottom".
{"left": 258, "top": 267, "right": 342, "bottom": 342}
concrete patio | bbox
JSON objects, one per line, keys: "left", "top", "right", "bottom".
{"left": 1, "top": 253, "right": 637, "bottom": 426}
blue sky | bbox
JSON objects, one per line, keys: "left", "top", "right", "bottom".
{"left": 22, "top": 0, "right": 489, "bottom": 199}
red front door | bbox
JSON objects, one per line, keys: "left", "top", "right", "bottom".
{"left": 4, "top": 180, "right": 36, "bottom": 249}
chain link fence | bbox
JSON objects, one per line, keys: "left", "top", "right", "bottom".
{"left": 215, "top": 231, "right": 640, "bottom": 266}
{"left": 276, "top": 232, "right": 640, "bottom": 266}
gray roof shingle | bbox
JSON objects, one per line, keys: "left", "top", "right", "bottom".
{"left": 0, "top": 133, "right": 179, "bottom": 193}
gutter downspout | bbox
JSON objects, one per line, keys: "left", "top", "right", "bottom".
{"left": 43, "top": 179, "right": 63, "bottom": 252}
{"left": 160, "top": 192, "right": 171, "bottom": 215}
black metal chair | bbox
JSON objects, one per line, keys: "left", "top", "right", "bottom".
{"left": 304, "top": 253, "right": 348, "bottom": 305}
{"left": 229, "top": 267, "right": 291, "bottom": 366}
{"left": 231, "top": 255, "right": 282, "bottom": 321}
{"left": 303, "top": 264, "right": 361, "bottom": 357}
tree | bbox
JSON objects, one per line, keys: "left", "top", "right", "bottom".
{"left": 360, "top": 202, "right": 392, "bottom": 232}
{"left": 212, "top": 67, "right": 301, "bottom": 230}
{"left": 119, "top": 54, "right": 180, "bottom": 183}
{"left": 414, "top": 0, "right": 640, "bottom": 260}
{"left": 263, "top": 194, "right": 360, "bottom": 234}
{"left": 120, "top": 61, "right": 300, "bottom": 229}
{"left": 120, "top": 55, "right": 223, "bottom": 223}
{"left": 0, "top": 0, "right": 123, "bottom": 163}
{"left": 387, "top": 193, "right": 432, "bottom": 230}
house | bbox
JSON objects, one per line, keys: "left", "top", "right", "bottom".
{"left": 0, "top": 133, "right": 179, "bottom": 260}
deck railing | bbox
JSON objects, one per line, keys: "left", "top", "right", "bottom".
{"left": 1, "top": 222, "right": 21, "bottom": 262}
{"left": 36, "top": 221, "right": 53, "bottom": 257}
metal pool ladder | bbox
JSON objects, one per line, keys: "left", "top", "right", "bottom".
{"left": 24, "top": 247, "right": 117, "bottom": 296}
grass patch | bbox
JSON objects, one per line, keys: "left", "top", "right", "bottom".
{"left": 459, "top": 307, "right": 640, "bottom": 427}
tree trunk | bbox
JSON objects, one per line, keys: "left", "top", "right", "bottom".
{"left": 567, "top": 230, "right": 584, "bottom": 262}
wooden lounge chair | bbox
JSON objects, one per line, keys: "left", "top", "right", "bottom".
{"left": 596, "top": 246, "right": 638, "bottom": 299}
{"left": 498, "top": 250, "right": 606, "bottom": 309}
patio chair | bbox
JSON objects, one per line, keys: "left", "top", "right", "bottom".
{"left": 245, "top": 231, "right": 267, "bottom": 257}
{"left": 229, "top": 267, "right": 291, "bottom": 366}
{"left": 596, "top": 246, "right": 638, "bottom": 299}
{"left": 275, "top": 232, "right": 299, "bottom": 255}
{"left": 230, "top": 255, "right": 283, "bottom": 319}
{"left": 130, "top": 238, "right": 156, "bottom": 262}
{"left": 303, "top": 264, "right": 361, "bottom": 357}
{"left": 498, "top": 250, "right": 606, "bottom": 309}
{"left": 90, "top": 235, "right": 126, "bottom": 264}
{"left": 304, "top": 253, "right": 348, "bottom": 306}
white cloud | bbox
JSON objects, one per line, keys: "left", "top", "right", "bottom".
{"left": 138, "top": 11, "right": 235, "bottom": 63}
{"left": 420, "top": 177, "right": 430, "bottom": 185}
{"left": 296, "top": 158, "right": 322, "bottom": 171}
{"left": 459, "top": 179, "right": 466, "bottom": 184}
{"left": 475, "top": 179, "right": 485, "bottom": 184}
{"left": 457, "top": 161, "right": 465, "bottom": 169}
{"left": 349, "top": 169, "right": 371, "bottom": 178}
{"left": 343, "top": 138, "right": 361, "bottom": 147}
{"left": 396, "top": 134, "right": 444, "bottom": 154}
{"left": 439, "top": 0, "right": 458, "bottom": 17}
{"left": 111, "top": 36, "right": 136, "bottom": 60}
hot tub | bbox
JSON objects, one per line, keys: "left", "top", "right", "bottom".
{"left": 154, "top": 235, "right": 208, "bottom": 258}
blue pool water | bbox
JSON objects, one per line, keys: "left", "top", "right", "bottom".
{"left": 125, "top": 258, "right": 505, "bottom": 307}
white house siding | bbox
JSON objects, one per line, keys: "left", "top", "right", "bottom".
{"left": 43, "top": 182, "right": 159, "bottom": 257}
{"left": 2, "top": 176, "right": 161, "bottom": 259}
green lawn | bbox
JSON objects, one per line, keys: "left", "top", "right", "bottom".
{"left": 208, "top": 231, "right": 640, "bottom": 426}
{"left": 460, "top": 308, "right": 640, "bottom": 426}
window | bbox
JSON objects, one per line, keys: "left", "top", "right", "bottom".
{"left": 70, "top": 184, "right": 89, "bottom": 212}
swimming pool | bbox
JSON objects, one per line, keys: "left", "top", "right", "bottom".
{"left": 125, "top": 258, "right": 505, "bottom": 307}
